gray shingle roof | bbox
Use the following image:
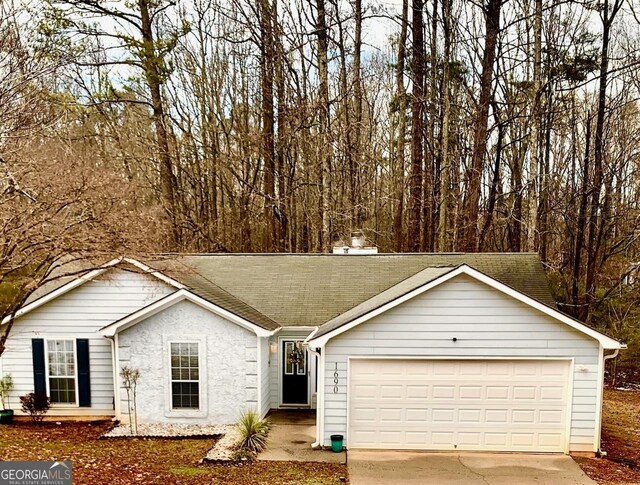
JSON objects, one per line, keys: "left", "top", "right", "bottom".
{"left": 149, "top": 253, "right": 556, "bottom": 329}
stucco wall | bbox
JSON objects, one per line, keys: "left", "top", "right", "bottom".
{"left": 322, "top": 274, "right": 601, "bottom": 452}
{"left": 117, "top": 300, "right": 257, "bottom": 424}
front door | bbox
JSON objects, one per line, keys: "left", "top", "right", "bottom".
{"left": 281, "top": 340, "right": 308, "bottom": 406}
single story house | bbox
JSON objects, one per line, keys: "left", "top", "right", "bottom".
{"left": 0, "top": 253, "right": 624, "bottom": 455}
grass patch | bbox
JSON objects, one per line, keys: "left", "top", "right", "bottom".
{"left": 169, "top": 465, "right": 208, "bottom": 477}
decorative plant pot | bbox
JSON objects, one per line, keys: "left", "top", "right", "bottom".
{"left": 330, "top": 434, "right": 344, "bottom": 453}
{"left": 0, "top": 409, "right": 14, "bottom": 424}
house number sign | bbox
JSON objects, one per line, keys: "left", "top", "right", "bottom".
{"left": 333, "top": 362, "right": 339, "bottom": 393}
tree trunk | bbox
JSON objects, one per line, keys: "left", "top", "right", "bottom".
{"left": 438, "top": 0, "right": 452, "bottom": 251}
{"left": 393, "top": 0, "right": 409, "bottom": 252}
{"left": 585, "top": 0, "right": 622, "bottom": 313}
{"left": 408, "top": 0, "right": 425, "bottom": 252}
{"left": 460, "top": 0, "right": 501, "bottom": 252}
{"left": 259, "top": 0, "right": 276, "bottom": 250}
{"left": 526, "top": 0, "right": 542, "bottom": 252}
{"left": 572, "top": 114, "right": 591, "bottom": 317}
{"left": 315, "top": 0, "right": 331, "bottom": 251}
{"left": 353, "top": 0, "right": 363, "bottom": 227}
{"left": 138, "top": 0, "right": 179, "bottom": 248}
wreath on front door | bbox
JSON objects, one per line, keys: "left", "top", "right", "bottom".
{"left": 288, "top": 344, "right": 305, "bottom": 367}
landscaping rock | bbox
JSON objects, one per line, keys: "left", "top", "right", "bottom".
{"left": 203, "top": 426, "right": 242, "bottom": 462}
{"left": 102, "top": 422, "right": 231, "bottom": 439}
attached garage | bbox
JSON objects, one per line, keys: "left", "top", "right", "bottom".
{"left": 308, "top": 265, "right": 624, "bottom": 455}
{"left": 348, "top": 358, "right": 571, "bottom": 452}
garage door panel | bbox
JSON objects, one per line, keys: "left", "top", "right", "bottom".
{"left": 348, "top": 359, "right": 570, "bottom": 452}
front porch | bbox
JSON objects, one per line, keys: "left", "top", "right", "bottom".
{"left": 259, "top": 409, "right": 345, "bottom": 463}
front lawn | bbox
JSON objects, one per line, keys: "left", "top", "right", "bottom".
{"left": 0, "top": 420, "right": 347, "bottom": 484}
{"left": 575, "top": 389, "right": 640, "bottom": 484}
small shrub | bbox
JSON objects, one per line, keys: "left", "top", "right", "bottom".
{"left": 236, "top": 410, "right": 269, "bottom": 454}
{"left": 20, "top": 392, "right": 50, "bottom": 424}
{"left": 0, "top": 374, "right": 13, "bottom": 410}
{"left": 120, "top": 366, "right": 140, "bottom": 435}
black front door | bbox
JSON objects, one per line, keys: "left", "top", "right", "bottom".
{"left": 281, "top": 340, "right": 308, "bottom": 405}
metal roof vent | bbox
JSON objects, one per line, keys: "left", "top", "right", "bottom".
{"left": 332, "top": 231, "right": 378, "bottom": 254}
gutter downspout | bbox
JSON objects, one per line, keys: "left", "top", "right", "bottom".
{"left": 598, "top": 349, "right": 620, "bottom": 455}
{"left": 107, "top": 336, "right": 119, "bottom": 421}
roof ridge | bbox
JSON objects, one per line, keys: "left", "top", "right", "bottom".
{"left": 155, "top": 252, "right": 541, "bottom": 257}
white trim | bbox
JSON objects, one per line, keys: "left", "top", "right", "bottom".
{"left": 345, "top": 356, "right": 575, "bottom": 453}
{"left": 257, "top": 335, "right": 265, "bottom": 419}
{"left": 277, "top": 337, "right": 311, "bottom": 408}
{"left": 594, "top": 344, "right": 604, "bottom": 453}
{"left": 113, "top": 334, "right": 121, "bottom": 419}
{"left": 307, "top": 265, "right": 624, "bottom": 350}
{"left": 566, "top": 358, "right": 576, "bottom": 454}
{"left": 312, "top": 347, "right": 326, "bottom": 449}
{"left": 1, "top": 257, "right": 186, "bottom": 326}
{"left": 164, "top": 338, "right": 207, "bottom": 418}
{"left": 122, "top": 258, "right": 186, "bottom": 290}
{"left": 44, "top": 337, "right": 79, "bottom": 408}
{"left": 100, "top": 289, "right": 274, "bottom": 338}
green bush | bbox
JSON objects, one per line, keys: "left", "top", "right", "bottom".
{"left": 235, "top": 410, "right": 270, "bottom": 454}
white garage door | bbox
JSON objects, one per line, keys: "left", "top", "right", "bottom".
{"left": 348, "top": 359, "right": 571, "bottom": 452}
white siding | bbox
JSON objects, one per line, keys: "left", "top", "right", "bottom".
{"left": 1, "top": 270, "right": 173, "bottom": 416}
{"left": 323, "top": 274, "right": 601, "bottom": 453}
{"left": 117, "top": 300, "right": 257, "bottom": 424}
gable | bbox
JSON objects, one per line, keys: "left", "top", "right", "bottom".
{"left": 10, "top": 269, "right": 175, "bottom": 332}
{"left": 308, "top": 266, "right": 623, "bottom": 349}
{"left": 336, "top": 273, "right": 597, "bottom": 346}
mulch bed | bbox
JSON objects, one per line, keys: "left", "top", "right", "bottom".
{"left": 0, "top": 420, "right": 347, "bottom": 484}
{"left": 574, "top": 389, "right": 640, "bottom": 484}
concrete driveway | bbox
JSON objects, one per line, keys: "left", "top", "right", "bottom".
{"left": 347, "top": 450, "right": 596, "bottom": 485}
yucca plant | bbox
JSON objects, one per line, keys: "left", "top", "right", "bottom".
{"left": 236, "top": 410, "right": 270, "bottom": 454}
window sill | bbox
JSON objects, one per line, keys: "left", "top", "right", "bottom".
{"left": 164, "top": 409, "right": 206, "bottom": 419}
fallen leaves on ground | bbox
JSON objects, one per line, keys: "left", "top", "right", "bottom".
{"left": 0, "top": 420, "right": 347, "bottom": 484}
{"left": 575, "top": 389, "right": 640, "bottom": 485}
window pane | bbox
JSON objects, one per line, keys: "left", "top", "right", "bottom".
{"left": 171, "top": 382, "right": 199, "bottom": 409}
{"left": 297, "top": 350, "right": 307, "bottom": 375}
{"left": 50, "top": 378, "right": 75, "bottom": 404}
{"left": 170, "top": 342, "right": 199, "bottom": 410}
{"left": 285, "top": 342, "right": 294, "bottom": 375}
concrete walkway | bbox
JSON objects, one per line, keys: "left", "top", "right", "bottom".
{"left": 347, "top": 450, "right": 596, "bottom": 485}
{"left": 258, "top": 410, "right": 346, "bottom": 463}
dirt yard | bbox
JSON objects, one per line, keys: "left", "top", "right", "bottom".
{"left": 0, "top": 420, "right": 347, "bottom": 484}
{"left": 575, "top": 389, "right": 640, "bottom": 484}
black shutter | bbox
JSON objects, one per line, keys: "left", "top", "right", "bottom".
{"left": 76, "top": 339, "right": 91, "bottom": 407}
{"left": 31, "top": 339, "right": 46, "bottom": 394}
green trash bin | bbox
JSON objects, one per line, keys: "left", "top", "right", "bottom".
{"left": 330, "top": 434, "right": 344, "bottom": 452}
